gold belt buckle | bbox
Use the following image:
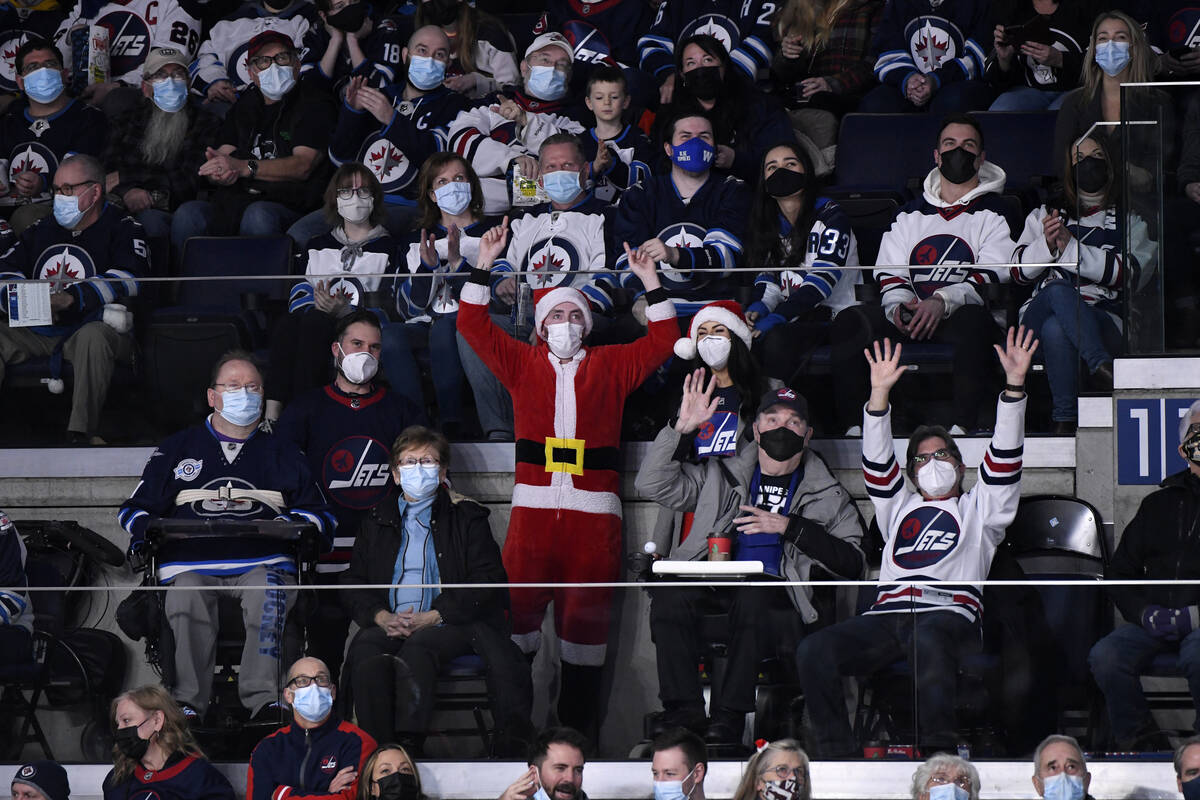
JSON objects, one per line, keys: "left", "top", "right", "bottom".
{"left": 544, "top": 437, "right": 586, "bottom": 476}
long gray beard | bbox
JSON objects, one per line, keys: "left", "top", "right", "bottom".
{"left": 140, "top": 105, "right": 189, "bottom": 166}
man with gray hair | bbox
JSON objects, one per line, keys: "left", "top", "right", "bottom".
{"left": 1032, "top": 734, "right": 1091, "bottom": 800}
{"left": 1090, "top": 399, "right": 1200, "bottom": 750}
{"left": 1175, "top": 735, "right": 1200, "bottom": 798}
{"left": 0, "top": 153, "right": 147, "bottom": 444}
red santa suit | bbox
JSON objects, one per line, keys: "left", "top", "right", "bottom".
{"left": 457, "top": 271, "right": 677, "bottom": 666}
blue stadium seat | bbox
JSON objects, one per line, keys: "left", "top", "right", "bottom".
{"left": 974, "top": 111, "right": 1059, "bottom": 194}
{"left": 832, "top": 114, "right": 941, "bottom": 193}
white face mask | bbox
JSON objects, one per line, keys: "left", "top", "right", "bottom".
{"left": 544, "top": 321, "right": 584, "bottom": 359}
{"left": 339, "top": 344, "right": 379, "bottom": 384}
{"left": 916, "top": 458, "right": 958, "bottom": 498}
{"left": 337, "top": 195, "right": 373, "bottom": 224}
{"left": 696, "top": 334, "right": 731, "bottom": 370}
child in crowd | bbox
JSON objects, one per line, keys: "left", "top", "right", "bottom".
{"left": 579, "top": 65, "right": 654, "bottom": 205}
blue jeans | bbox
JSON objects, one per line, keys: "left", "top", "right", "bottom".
{"left": 170, "top": 199, "right": 301, "bottom": 258}
{"left": 381, "top": 315, "right": 463, "bottom": 427}
{"left": 858, "top": 79, "right": 994, "bottom": 114}
{"left": 457, "top": 312, "right": 517, "bottom": 440}
{"left": 988, "top": 86, "right": 1067, "bottom": 111}
{"left": 1089, "top": 623, "right": 1200, "bottom": 741}
{"left": 1019, "top": 281, "right": 1121, "bottom": 421}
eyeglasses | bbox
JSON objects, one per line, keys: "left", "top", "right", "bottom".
{"left": 764, "top": 766, "right": 805, "bottom": 782}
{"left": 398, "top": 457, "right": 440, "bottom": 468}
{"left": 20, "top": 59, "right": 62, "bottom": 75}
{"left": 928, "top": 774, "right": 972, "bottom": 791}
{"left": 146, "top": 69, "right": 185, "bottom": 82}
{"left": 288, "top": 674, "right": 333, "bottom": 688}
{"left": 213, "top": 382, "right": 263, "bottom": 393}
{"left": 51, "top": 180, "right": 97, "bottom": 196}
{"left": 336, "top": 187, "right": 372, "bottom": 200}
{"left": 910, "top": 449, "right": 956, "bottom": 466}
{"left": 250, "top": 51, "right": 297, "bottom": 70}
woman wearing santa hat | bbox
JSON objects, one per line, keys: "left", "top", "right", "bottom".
{"left": 457, "top": 218, "right": 677, "bottom": 739}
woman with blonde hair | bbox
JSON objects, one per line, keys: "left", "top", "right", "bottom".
{"left": 732, "top": 739, "right": 812, "bottom": 800}
{"left": 103, "top": 685, "right": 235, "bottom": 800}
{"left": 1053, "top": 9, "right": 1171, "bottom": 191}
{"left": 357, "top": 744, "right": 423, "bottom": 800}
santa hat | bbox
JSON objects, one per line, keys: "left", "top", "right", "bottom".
{"left": 534, "top": 286, "right": 593, "bottom": 336}
{"left": 673, "top": 300, "right": 752, "bottom": 360}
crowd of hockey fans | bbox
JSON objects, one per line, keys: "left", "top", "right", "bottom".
{"left": 8, "top": 0, "right": 1200, "bottom": 784}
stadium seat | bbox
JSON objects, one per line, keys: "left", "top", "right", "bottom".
{"left": 832, "top": 114, "right": 940, "bottom": 194}
{"left": 427, "top": 654, "right": 499, "bottom": 756}
{"left": 974, "top": 111, "right": 1059, "bottom": 194}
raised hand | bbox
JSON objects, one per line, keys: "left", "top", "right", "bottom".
{"left": 674, "top": 369, "right": 719, "bottom": 434}
{"left": 865, "top": 338, "right": 906, "bottom": 410}
{"left": 357, "top": 85, "right": 395, "bottom": 126}
{"left": 624, "top": 241, "right": 662, "bottom": 291}
{"left": 418, "top": 228, "right": 439, "bottom": 268}
{"left": 446, "top": 222, "right": 462, "bottom": 264}
{"left": 344, "top": 75, "right": 366, "bottom": 110}
{"left": 477, "top": 216, "right": 509, "bottom": 268}
{"left": 995, "top": 325, "right": 1039, "bottom": 387}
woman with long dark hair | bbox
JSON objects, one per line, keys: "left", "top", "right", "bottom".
{"left": 664, "top": 34, "right": 793, "bottom": 183}
{"left": 744, "top": 141, "right": 870, "bottom": 435}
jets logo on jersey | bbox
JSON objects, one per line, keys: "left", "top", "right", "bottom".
{"left": 1168, "top": 9, "right": 1200, "bottom": 48}
{"left": 361, "top": 136, "right": 414, "bottom": 191}
{"left": 190, "top": 477, "right": 268, "bottom": 516}
{"left": 0, "top": 30, "right": 32, "bottom": 93}
{"left": 906, "top": 17, "right": 960, "bottom": 72}
{"left": 526, "top": 237, "right": 581, "bottom": 288}
{"left": 562, "top": 20, "right": 618, "bottom": 66}
{"left": 655, "top": 222, "right": 705, "bottom": 284}
{"left": 96, "top": 10, "right": 153, "bottom": 77}
{"left": 323, "top": 435, "right": 391, "bottom": 510}
{"left": 893, "top": 506, "right": 962, "bottom": 569}
{"left": 36, "top": 244, "right": 97, "bottom": 291}
{"left": 911, "top": 234, "right": 975, "bottom": 269}
{"left": 8, "top": 140, "right": 55, "bottom": 185}
{"left": 695, "top": 410, "right": 738, "bottom": 458}
{"left": 321, "top": 276, "right": 366, "bottom": 308}
{"left": 681, "top": 14, "right": 741, "bottom": 56}
{"left": 173, "top": 458, "right": 203, "bottom": 481}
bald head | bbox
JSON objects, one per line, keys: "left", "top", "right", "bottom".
{"left": 406, "top": 24, "right": 451, "bottom": 64}
{"left": 287, "top": 656, "right": 330, "bottom": 684}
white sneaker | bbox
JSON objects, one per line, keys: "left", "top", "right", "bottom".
{"left": 844, "top": 425, "right": 862, "bottom": 437}
{"left": 949, "top": 424, "right": 967, "bottom": 436}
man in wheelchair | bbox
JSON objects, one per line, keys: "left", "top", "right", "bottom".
{"left": 118, "top": 351, "right": 336, "bottom": 722}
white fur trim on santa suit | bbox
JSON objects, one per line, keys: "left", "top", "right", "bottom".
{"left": 673, "top": 302, "right": 752, "bottom": 359}
{"left": 645, "top": 297, "right": 676, "bottom": 322}
{"left": 461, "top": 281, "right": 489, "bottom": 305}
{"left": 560, "top": 639, "right": 607, "bottom": 667}
{"left": 513, "top": 480, "right": 624, "bottom": 517}
{"left": 534, "top": 286, "right": 593, "bottom": 335}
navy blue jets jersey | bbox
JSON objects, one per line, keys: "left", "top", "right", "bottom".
{"left": 872, "top": 0, "right": 990, "bottom": 88}
{"left": 117, "top": 418, "right": 336, "bottom": 582}
{"left": 639, "top": 0, "right": 775, "bottom": 80}
{"left": 246, "top": 715, "right": 375, "bottom": 800}
{"left": 329, "top": 85, "right": 471, "bottom": 202}
{"left": 104, "top": 754, "right": 236, "bottom": 800}
{"left": 274, "top": 383, "right": 427, "bottom": 573}
{"left": 396, "top": 216, "right": 503, "bottom": 320}
{"left": 0, "top": 5, "right": 65, "bottom": 93}
{"left": 581, "top": 125, "right": 654, "bottom": 205}
{"left": 0, "top": 203, "right": 144, "bottom": 338}
{"left": 0, "top": 98, "right": 109, "bottom": 207}
{"left": 609, "top": 172, "right": 750, "bottom": 315}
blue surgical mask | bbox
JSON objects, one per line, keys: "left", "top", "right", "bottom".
{"left": 407, "top": 55, "right": 446, "bottom": 91}
{"left": 542, "top": 169, "right": 580, "bottom": 204}
{"left": 399, "top": 463, "right": 440, "bottom": 499}
{"left": 653, "top": 767, "right": 697, "bottom": 800}
{"left": 671, "top": 138, "right": 714, "bottom": 174}
{"left": 290, "top": 683, "right": 333, "bottom": 722}
{"left": 434, "top": 181, "right": 472, "bottom": 215}
{"left": 1094, "top": 40, "right": 1131, "bottom": 77}
{"left": 218, "top": 388, "right": 263, "bottom": 427}
{"left": 257, "top": 63, "right": 296, "bottom": 100}
{"left": 151, "top": 76, "right": 188, "bottom": 112}
{"left": 23, "top": 67, "right": 64, "bottom": 103}
{"left": 526, "top": 65, "right": 567, "bottom": 101}
{"left": 927, "top": 784, "right": 969, "bottom": 800}
{"left": 1041, "top": 773, "right": 1084, "bottom": 800}
{"left": 53, "top": 192, "right": 90, "bottom": 229}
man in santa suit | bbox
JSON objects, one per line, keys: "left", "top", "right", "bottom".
{"left": 458, "top": 218, "right": 676, "bottom": 737}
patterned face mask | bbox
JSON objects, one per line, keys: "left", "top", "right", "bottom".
{"left": 1183, "top": 423, "right": 1200, "bottom": 466}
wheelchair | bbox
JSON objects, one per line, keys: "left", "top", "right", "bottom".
{"left": 122, "top": 518, "right": 319, "bottom": 758}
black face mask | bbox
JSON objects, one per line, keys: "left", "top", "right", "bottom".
{"left": 758, "top": 427, "right": 805, "bottom": 461}
{"left": 422, "top": 0, "right": 459, "bottom": 27}
{"left": 327, "top": 2, "right": 367, "bottom": 31}
{"left": 937, "top": 146, "right": 978, "bottom": 185}
{"left": 1074, "top": 155, "right": 1109, "bottom": 194}
{"left": 683, "top": 65, "right": 722, "bottom": 100}
{"left": 114, "top": 724, "right": 151, "bottom": 761}
{"left": 764, "top": 166, "right": 808, "bottom": 198}
{"left": 377, "top": 772, "right": 420, "bottom": 800}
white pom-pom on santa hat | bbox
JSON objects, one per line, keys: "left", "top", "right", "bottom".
{"left": 533, "top": 286, "right": 593, "bottom": 335}
{"left": 673, "top": 300, "right": 753, "bottom": 360}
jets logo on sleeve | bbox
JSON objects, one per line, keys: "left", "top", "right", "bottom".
{"left": 0, "top": 31, "right": 31, "bottom": 93}
{"left": 323, "top": 435, "right": 392, "bottom": 509}
{"left": 893, "top": 506, "right": 962, "bottom": 569}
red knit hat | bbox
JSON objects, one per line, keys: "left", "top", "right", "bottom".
{"left": 673, "top": 300, "right": 752, "bottom": 359}
{"left": 533, "top": 286, "right": 593, "bottom": 336}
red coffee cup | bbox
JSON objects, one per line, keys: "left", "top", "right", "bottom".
{"left": 707, "top": 532, "right": 732, "bottom": 561}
